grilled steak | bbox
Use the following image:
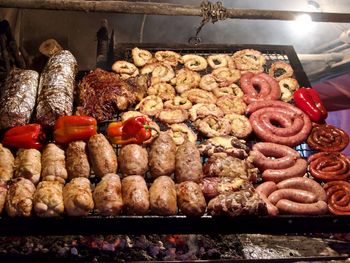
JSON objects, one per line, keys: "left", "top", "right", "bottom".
{"left": 77, "top": 68, "right": 148, "bottom": 122}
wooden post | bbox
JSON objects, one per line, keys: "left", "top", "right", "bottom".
{"left": 0, "top": 0, "right": 350, "bottom": 23}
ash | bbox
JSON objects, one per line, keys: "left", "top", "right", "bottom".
{"left": 0, "top": 234, "right": 243, "bottom": 261}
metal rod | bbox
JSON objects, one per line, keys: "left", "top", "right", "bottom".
{"left": 1, "top": 0, "right": 350, "bottom": 23}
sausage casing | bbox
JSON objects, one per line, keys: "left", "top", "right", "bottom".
{"left": 122, "top": 175, "right": 149, "bottom": 215}
{"left": 175, "top": 140, "right": 203, "bottom": 183}
{"left": 176, "top": 181, "right": 206, "bottom": 217}
{"left": 93, "top": 173, "right": 123, "bottom": 215}
{"left": 88, "top": 134, "right": 118, "bottom": 178}
{"left": 149, "top": 132, "right": 176, "bottom": 178}
{"left": 149, "top": 176, "right": 177, "bottom": 215}
{"left": 66, "top": 141, "right": 90, "bottom": 179}
{"left": 119, "top": 144, "right": 148, "bottom": 176}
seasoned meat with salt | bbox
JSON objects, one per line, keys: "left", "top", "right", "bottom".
{"left": 208, "top": 187, "right": 267, "bottom": 217}
{"left": 34, "top": 181, "right": 64, "bottom": 217}
{"left": 203, "top": 154, "right": 258, "bottom": 182}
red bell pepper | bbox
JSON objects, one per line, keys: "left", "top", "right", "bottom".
{"left": 54, "top": 115, "right": 97, "bottom": 144}
{"left": 107, "top": 116, "right": 158, "bottom": 145}
{"left": 293, "top": 87, "right": 328, "bottom": 123}
{"left": 2, "top": 124, "right": 45, "bottom": 150}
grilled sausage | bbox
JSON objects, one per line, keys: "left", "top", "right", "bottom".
{"left": 262, "top": 159, "right": 308, "bottom": 183}
{"left": 122, "top": 175, "right": 149, "bottom": 215}
{"left": 63, "top": 177, "right": 94, "bottom": 216}
{"left": 0, "top": 181, "right": 7, "bottom": 214}
{"left": 175, "top": 140, "right": 203, "bottom": 183}
{"left": 149, "top": 176, "right": 177, "bottom": 215}
{"left": 66, "top": 141, "right": 90, "bottom": 179}
{"left": 255, "top": 181, "right": 279, "bottom": 216}
{"left": 119, "top": 144, "right": 148, "bottom": 176}
{"left": 88, "top": 134, "right": 117, "bottom": 178}
{"left": 267, "top": 189, "right": 317, "bottom": 205}
{"left": 276, "top": 199, "right": 328, "bottom": 215}
{"left": 14, "top": 149, "right": 41, "bottom": 185}
{"left": 149, "top": 132, "right": 176, "bottom": 178}
{"left": 176, "top": 181, "right": 206, "bottom": 217}
{"left": 6, "top": 178, "right": 36, "bottom": 217}
{"left": 93, "top": 173, "right": 123, "bottom": 215}
{"left": 33, "top": 181, "right": 64, "bottom": 217}
{"left": 0, "top": 143, "right": 15, "bottom": 182}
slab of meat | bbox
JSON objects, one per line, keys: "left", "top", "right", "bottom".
{"left": 36, "top": 50, "right": 77, "bottom": 127}
{"left": 208, "top": 187, "right": 267, "bottom": 217}
{"left": 0, "top": 69, "right": 39, "bottom": 129}
{"left": 77, "top": 68, "right": 148, "bottom": 122}
{"left": 203, "top": 153, "right": 258, "bottom": 182}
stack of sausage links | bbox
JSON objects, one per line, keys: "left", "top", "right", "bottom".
{"left": 306, "top": 124, "right": 350, "bottom": 215}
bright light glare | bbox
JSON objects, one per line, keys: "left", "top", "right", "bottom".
{"left": 295, "top": 14, "right": 312, "bottom": 24}
{"left": 292, "top": 14, "right": 313, "bottom": 34}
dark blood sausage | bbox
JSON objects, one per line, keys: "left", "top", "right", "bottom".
{"left": 176, "top": 181, "right": 206, "bottom": 217}
{"left": 262, "top": 159, "right": 308, "bottom": 183}
{"left": 324, "top": 180, "right": 350, "bottom": 215}
{"left": 175, "top": 140, "right": 203, "bottom": 183}
{"left": 240, "top": 72, "right": 281, "bottom": 104}
{"left": 308, "top": 152, "right": 350, "bottom": 182}
{"left": 149, "top": 176, "right": 177, "bottom": 216}
{"left": 119, "top": 144, "right": 148, "bottom": 176}
{"left": 307, "top": 124, "right": 349, "bottom": 152}
{"left": 149, "top": 132, "right": 176, "bottom": 178}
{"left": 247, "top": 101, "right": 312, "bottom": 147}
{"left": 122, "top": 175, "right": 149, "bottom": 215}
{"left": 251, "top": 142, "right": 300, "bottom": 171}
{"left": 255, "top": 181, "right": 279, "bottom": 216}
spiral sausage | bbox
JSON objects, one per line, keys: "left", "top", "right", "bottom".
{"left": 308, "top": 152, "right": 350, "bottom": 182}
{"left": 240, "top": 72, "right": 281, "bottom": 104}
{"left": 324, "top": 180, "right": 350, "bottom": 215}
{"left": 255, "top": 177, "right": 328, "bottom": 215}
{"left": 247, "top": 101, "right": 312, "bottom": 147}
{"left": 307, "top": 124, "right": 349, "bottom": 152}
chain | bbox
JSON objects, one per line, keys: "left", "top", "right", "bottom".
{"left": 188, "top": 1, "right": 227, "bottom": 45}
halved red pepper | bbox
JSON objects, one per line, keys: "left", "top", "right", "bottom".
{"left": 107, "top": 116, "right": 158, "bottom": 145}
{"left": 293, "top": 87, "right": 328, "bottom": 123}
{"left": 54, "top": 116, "right": 97, "bottom": 144}
{"left": 2, "top": 124, "right": 45, "bottom": 150}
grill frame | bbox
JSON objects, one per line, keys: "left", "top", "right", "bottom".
{"left": 0, "top": 44, "right": 349, "bottom": 236}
